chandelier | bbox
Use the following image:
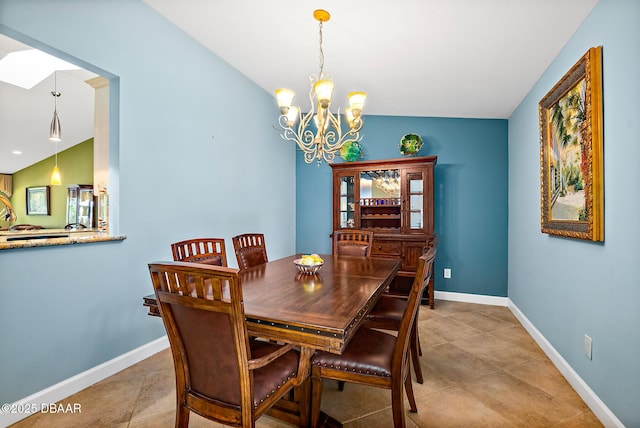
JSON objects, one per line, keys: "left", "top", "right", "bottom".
{"left": 275, "top": 9, "right": 366, "bottom": 164}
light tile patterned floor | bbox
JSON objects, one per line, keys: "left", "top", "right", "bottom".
{"left": 10, "top": 301, "right": 603, "bottom": 427}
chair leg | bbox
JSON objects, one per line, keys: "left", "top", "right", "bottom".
{"left": 176, "top": 404, "right": 190, "bottom": 428}
{"left": 391, "top": 378, "right": 407, "bottom": 428}
{"left": 429, "top": 277, "right": 435, "bottom": 309}
{"left": 337, "top": 380, "right": 345, "bottom": 391}
{"left": 405, "top": 370, "right": 417, "bottom": 413}
{"left": 410, "top": 324, "right": 423, "bottom": 384}
{"left": 310, "top": 374, "right": 324, "bottom": 428}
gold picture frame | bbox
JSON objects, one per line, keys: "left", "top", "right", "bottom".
{"left": 539, "top": 46, "right": 603, "bottom": 241}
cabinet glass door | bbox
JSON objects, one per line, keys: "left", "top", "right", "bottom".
{"left": 359, "top": 169, "right": 401, "bottom": 230}
{"left": 406, "top": 171, "right": 424, "bottom": 231}
{"left": 339, "top": 174, "right": 356, "bottom": 228}
{"left": 66, "top": 188, "right": 79, "bottom": 225}
{"left": 77, "top": 189, "right": 93, "bottom": 227}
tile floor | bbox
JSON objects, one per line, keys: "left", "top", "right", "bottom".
{"left": 10, "top": 300, "right": 603, "bottom": 427}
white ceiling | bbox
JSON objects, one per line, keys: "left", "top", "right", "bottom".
{"left": 1, "top": 1, "right": 599, "bottom": 174}
{"left": 143, "top": 0, "right": 599, "bottom": 118}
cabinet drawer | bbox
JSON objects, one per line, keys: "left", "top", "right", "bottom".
{"left": 371, "top": 241, "right": 402, "bottom": 256}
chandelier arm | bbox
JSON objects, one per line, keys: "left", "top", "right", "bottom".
{"left": 323, "top": 150, "right": 336, "bottom": 164}
{"left": 278, "top": 111, "right": 328, "bottom": 166}
{"left": 279, "top": 121, "right": 316, "bottom": 151}
{"left": 322, "top": 111, "right": 343, "bottom": 149}
{"left": 304, "top": 151, "right": 318, "bottom": 164}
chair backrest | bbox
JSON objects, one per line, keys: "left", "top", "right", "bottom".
{"left": 232, "top": 233, "right": 268, "bottom": 270}
{"left": 64, "top": 223, "right": 87, "bottom": 230}
{"left": 333, "top": 230, "right": 374, "bottom": 257}
{"left": 171, "top": 238, "right": 228, "bottom": 267}
{"left": 148, "top": 262, "right": 254, "bottom": 422}
{"left": 391, "top": 246, "right": 437, "bottom": 373}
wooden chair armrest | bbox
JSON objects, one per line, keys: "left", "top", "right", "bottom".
{"left": 247, "top": 343, "right": 296, "bottom": 370}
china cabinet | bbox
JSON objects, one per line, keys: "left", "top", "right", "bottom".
{"left": 331, "top": 156, "right": 437, "bottom": 305}
{"left": 66, "top": 185, "right": 94, "bottom": 228}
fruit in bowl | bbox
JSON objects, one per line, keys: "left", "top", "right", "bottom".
{"left": 295, "top": 254, "right": 324, "bottom": 274}
{"left": 300, "top": 254, "right": 323, "bottom": 266}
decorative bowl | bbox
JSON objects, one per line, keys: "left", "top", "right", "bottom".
{"left": 294, "top": 259, "right": 324, "bottom": 274}
{"left": 399, "top": 133, "right": 423, "bottom": 156}
{"left": 340, "top": 140, "right": 363, "bottom": 162}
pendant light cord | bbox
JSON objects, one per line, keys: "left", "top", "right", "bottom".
{"left": 52, "top": 71, "right": 60, "bottom": 111}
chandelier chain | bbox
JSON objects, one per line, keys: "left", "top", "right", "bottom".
{"left": 318, "top": 21, "right": 324, "bottom": 76}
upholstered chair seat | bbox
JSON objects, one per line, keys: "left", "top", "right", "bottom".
{"left": 312, "top": 328, "right": 396, "bottom": 378}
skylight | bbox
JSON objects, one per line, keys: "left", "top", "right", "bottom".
{"left": 0, "top": 49, "right": 80, "bottom": 89}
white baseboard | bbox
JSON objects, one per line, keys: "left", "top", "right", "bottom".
{"left": 0, "top": 336, "right": 169, "bottom": 427}
{"left": 435, "top": 290, "right": 509, "bottom": 306}
{"left": 507, "top": 300, "right": 623, "bottom": 428}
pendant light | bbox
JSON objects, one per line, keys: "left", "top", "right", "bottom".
{"left": 50, "top": 142, "right": 61, "bottom": 185}
{"left": 49, "top": 72, "right": 61, "bottom": 141}
{"left": 49, "top": 72, "right": 62, "bottom": 184}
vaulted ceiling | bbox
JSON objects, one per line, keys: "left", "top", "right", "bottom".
{"left": 144, "top": 0, "right": 599, "bottom": 118}
{"left": 1, "top": 1, "right": 599, "bottom": 174}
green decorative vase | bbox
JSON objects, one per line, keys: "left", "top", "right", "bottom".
{"left": 340, "top": 141, "right": 362, "bottom": 162}
{"left": 399, "top": 133, "right": 423, "bottom": 156}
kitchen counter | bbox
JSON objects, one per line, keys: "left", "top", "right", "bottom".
{"left": 0, "top": 229, "right": 126, "bottom": 250}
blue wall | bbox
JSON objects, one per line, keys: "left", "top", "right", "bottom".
{"left": 296, "top": 115, "right": 508, "bottom": 297}
{"left": 508, "top": 0, "right": 640, "bottom": 425}
{"left": 0, "top": 0, "right": 295, "bottom": 404}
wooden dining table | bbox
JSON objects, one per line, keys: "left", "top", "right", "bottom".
{"left": 143, "top": 253, "right": 401, "bottom": 427}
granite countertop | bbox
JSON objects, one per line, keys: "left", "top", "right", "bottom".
{"left": 0, "top": 229, "right": 126, "bottom": 250}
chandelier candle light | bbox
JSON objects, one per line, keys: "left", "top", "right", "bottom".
{"left": 275, "top": 9, "right": 366, "bottom": 164}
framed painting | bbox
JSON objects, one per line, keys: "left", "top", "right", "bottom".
{"left": 26, "top": 186, "right": 51, "bottom": 216}
{"left": 539, "top": 46, "right": 603, "bottom": 241}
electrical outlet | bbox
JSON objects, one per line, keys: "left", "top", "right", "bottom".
{"left": 584, "top": 335, "right": 593, "bottom": 360}
{"left": 444, "top": 268, "right": 451, "bottom": 279}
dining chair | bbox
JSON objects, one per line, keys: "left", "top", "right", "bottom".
{"left": 148, "top": 261, "right": 305, "bottom": 428}
{"left": 232, "top": 233, "right": 268, "bottom": 270}
{"left": 170, "top": 238, "right": 228, "bottom": 267}
{"left": 332, "top": 229, "right": 375, "bottom": 391}
{"left": 332, "top": 229, "right": 374, "bottom": 257}
{"left": 365, "top": 242, "right": 437, "bottom": 385}
{"left": 310, "top": 247, "right": 437, "bottom": 428}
